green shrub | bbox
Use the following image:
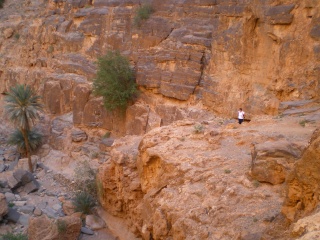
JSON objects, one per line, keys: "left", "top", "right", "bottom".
{"left": 72, "top": 191, "right": 96, "bottom": 214}
{"left": 252, "top": 180, "right": 260, "bottom": 188}
{"left": 0, "top": 232, "right": 28, "bottom": 240}
{"left": 224, "top": 169, "right": 231, "bottom": 174}
{"left": 73, "top": 161, "right": 98, "bottom": 197}
{"left": 299, "top": 120, "right": 306, "bottom": 127}
{"left": 0, "top": 0, "right": 4, "bottom": 8}
{"left": 193, "top": 124, "right": 204, "bottom": 134}
{"left": 93, "top": 51, "right": 137, "bottom": 111}
{"left": 56, "top": 219, "right": 67, "bottom": 234}
{"left": 8, "top": 202, "right": 15, "bottom": 208}
{"left": 7, "top": 129, "right": 42, "bottom": 156}
{"left": 103, "top": 131, "right": 111, "bottom": 138}
{"left": 47, "top": 45, "right": 54, "bottom": 53}
{"left": 14, "top": 33, "right": 20, "bottom": 40}
{"left": 133, "top": 4, "right": 154, "bottom": 27}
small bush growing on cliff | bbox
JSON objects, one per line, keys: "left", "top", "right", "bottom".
{"left": 73, "top": 160, "right": 98, "bottom": 198}
{"left": 0, "top": 0, "right": 5, "bottom": 8}
{"left": 56, "top": 219, "right": 67, "bottom": 234}
{"left": 193, "top": 124, "right": 204, "bottom": 133}
{"left": 133, "top": 3, "right": 154, "bottom": 27}
{"left": 0, "top": 232, "right": 28, "bottom": 240}
{"left": 93, "top": 51, "right": 137, "bottom": 111}
{"left": 72, "top": 191, "right": 96, "bottom": 214}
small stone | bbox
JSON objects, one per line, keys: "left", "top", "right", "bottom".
{"left": 85, "top": 215, "right": 106, "bottom": 230}
{"left": 18, "top": 214, "right": 30, "bottom": 227}
{"left": 19, "top": 205, "right": 35, "bottom": 214}
{"left": 33, "top": 208, "right": 42, "bottom": 216}
{"left": 5, "top": 192, "right": 15, "bottom": 202}
{"left": 4, "top": 28, "right": 14, "bottom": 38}
{"left": 6, "top": 208, "right": 21, "bottom": 223}
{"left": 24, "top": 180, "right": 40, "bottom": 194}
{"left": 52, "top": 203, "right": 61, "bottom": 211}
{"left": 13, "top": 201, "right": 27, "bottom": 207}
{"left": 81, "top": 226, "right": 94, "bottom": 235}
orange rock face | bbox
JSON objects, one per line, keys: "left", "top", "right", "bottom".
{"left": 0, "top": 0, "right": 319, "bottom": 133}
{"left": 282, "top": 128, "right": 320, "bottom": 221}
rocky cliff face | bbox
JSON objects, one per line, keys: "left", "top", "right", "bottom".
{"left": 0, "top": 0, "right": 319, "bottom": 135}
{"left": 1, "top": 0, "right": 320, "bottom": 239}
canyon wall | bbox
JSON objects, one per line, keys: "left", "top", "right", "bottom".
{"left": 0, "top": 0, "right": 319, "bottom": 136}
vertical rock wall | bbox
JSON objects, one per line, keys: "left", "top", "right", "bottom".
{"left": 0, "top": 0, "right": 319, "bottom": 135}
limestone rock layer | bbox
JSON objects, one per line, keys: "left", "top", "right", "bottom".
{"left": 0, "top": 0, "right": 319, "bottom": 131}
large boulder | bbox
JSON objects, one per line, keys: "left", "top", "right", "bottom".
{"left": 250, "top": 140, "right": 304, "bottom": 185}
{"left": 28, "top": 215, "right": 81, "bottom": 240}
{"left": 282, "top": 129, "right": 320, "bottom": 221}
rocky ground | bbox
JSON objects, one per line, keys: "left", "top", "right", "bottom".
{"left": 0, "top": 100, "right": 318, "bottom": 239}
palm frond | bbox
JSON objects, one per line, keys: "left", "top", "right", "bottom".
{"left": 5, "top": 85, "right": 43, "bottom": 129}
{"left": 7, "top": 129, "right": 42, "bottom": 154}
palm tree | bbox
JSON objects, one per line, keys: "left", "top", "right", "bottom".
{"left": 5, "top": 84, "right": 43, "bottom": 172}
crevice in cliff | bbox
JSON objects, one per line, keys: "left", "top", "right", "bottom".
{"left": 194, "top": 51, "right": 206, "bottom": 94}
{"left": 157, "top": 27, "right": 174, "bottom": 46}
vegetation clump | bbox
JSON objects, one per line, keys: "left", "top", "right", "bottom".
{"left": 72, "top": 191, "right": 96, "bottom": 215}
{"left": 193, "top": 124, "right": 204, "bottom": 134}
{"left": 133, "top": 3, "right": 154, "bottom": 27}
{"left": 0, "top": 232, "right": 28, "bottom": 240}
{"left": 0, "top": 0, "right": 5, "bottom": 8}
{"left": 73, "top": 160, "right": 98, "bottom": 197}
{"left": 5, "top": 84, "right": 43, "bottom": 172}
{"left": 56, "top": 219, "right": 67, "bottom": 234}
{"left": 93, "top": 51, "right": 137, "bottom": 112}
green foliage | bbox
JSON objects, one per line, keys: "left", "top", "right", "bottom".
{"left": 8, "top": 202, "right": 15, "bottom": 208}
{"left": 47, "top": 45, "right": 54, "bottom": 53}
{"left": 5, "top": 84, "right": 43, "bottom": 129}
{"left": 224, "top": 169, "right": 231, "bottom": 174}
{"left": 134, "top": 4, "right": 154, "bottom": 27}
{"left": 299, "top": 120, "right": 306, "bottom": 127}
{"left": 7, "top": 129, "right": 42, "bottom": 155}
{"left": 103, "top": 131, "right": 111, "bottom": 138}
{"left": 0, "top": 232, "right": 28, "bottom": 240}
{"left": 93, "top": 51, "right": 137, "bottom": 111}
{"left": 0, "top": 0, "right": 5, "bottom": 8}
{"left": 5, "top": 84, "right": 43, "bottom": 172}
{"left": 14, "top": 33, "right": 20, "bottom": 40}
{"left": 193, "top": 124, "right": 204, "bottom": 134}
{"left": 72, "top": 191, "right": 96, "bottom": 215}
{"left": 56, "top": 219, "right": 67, "bottom": 234}
{"left": 73, "top": 161, "right": 98, "bottom": 197}
{"left": 252, "top": 180, "right": 260, "bottom": 188}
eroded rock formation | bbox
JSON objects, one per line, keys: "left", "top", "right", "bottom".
{"left": 282, "top": 128, "right": 320, "bottom": 222}
{"left": 0, "top": 0, "right": 319, "bottom": 136}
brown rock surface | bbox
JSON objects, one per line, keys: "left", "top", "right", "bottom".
{"left": 250, "top": 140, "right": 304, "bottom": 185}
{"left": 0, "top": 193, "right": 8, "bottom": 219}
{"left": 28, "top": 215, "right": 81, "bottom": 240}
{"left": 282, "top": 128, "right": 320, "bottom": 221}
{"left": 98, "top": 115, "right": 319, "bottom": 239}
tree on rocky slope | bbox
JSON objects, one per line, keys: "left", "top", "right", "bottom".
{"left": 93, "top": 51, "right": 137, "bottom": 112}
{"left": 5, "top": 84, "right": 43, "bottom": 172}
{"left": 0, "top": 0, "right": 5, "bottom": 8}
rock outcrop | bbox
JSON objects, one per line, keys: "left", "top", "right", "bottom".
{"left": 282, "top": 128, "right": 320, "bottom": 221}
{"left": 0, "top": 0, "right": 319, "bottom": 136}
{"left": 28, "top": 215, "right": 82, "bottom": 240}
{"left": 98, "top": 117, "right": 318, "bottom": 239}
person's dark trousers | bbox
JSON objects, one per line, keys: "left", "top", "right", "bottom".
{"left": 238, "top": 119, "right": 244, "bottom": 124}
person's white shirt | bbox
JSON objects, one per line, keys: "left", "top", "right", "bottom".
{"left": 238, "top": 111, "right": 245, "bottom": 119}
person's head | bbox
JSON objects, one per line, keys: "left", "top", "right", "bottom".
{"left": 239, "top": 108, "right": 242, "bottom": 111}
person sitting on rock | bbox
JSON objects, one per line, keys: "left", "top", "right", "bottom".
{"left": 238, "top": 108, "right": 245, "bottom": 124}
